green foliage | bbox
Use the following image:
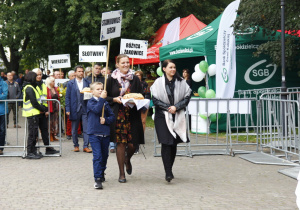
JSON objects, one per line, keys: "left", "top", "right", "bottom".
{"left": 233, "top": 0, "right": 300, "bottom": 70}
{"left": 146, "top": 115, "right": 154, "bottom": 128}
{"left": 0, "top": 0, "right": 233, "bottom": 72}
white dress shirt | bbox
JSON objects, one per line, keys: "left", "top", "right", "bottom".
{"left": 76, "top": 78, "right": 83, "bottom": 91}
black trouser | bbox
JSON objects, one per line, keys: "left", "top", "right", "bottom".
{"left": 0, "top": 115, "right": 6, "bottom": 151}
{"left": 161, "top": 143, "right": 177, "bottom": 176}
{"left": 7, "top": 103, "right": 18, "bottom": 125}
{"left": 27, "top": 116, "right": 39, "bottom": 154}
{"left": 39, "top": 114, "right": 49, "bottom": 146}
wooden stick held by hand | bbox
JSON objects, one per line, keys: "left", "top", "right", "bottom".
{"left": 102, "top": 39, "right": 111, "bottom": 117}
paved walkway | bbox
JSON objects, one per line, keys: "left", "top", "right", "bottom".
{"left": 0, "top": 115, "right": 298, "bottom": 209}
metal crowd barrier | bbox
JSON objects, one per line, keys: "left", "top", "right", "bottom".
{"left": 258, "top": 92, "right": 300, "bottom": 163}
{"left": 233, "top": 87, "right": 282, "bottom": 133}
{"left": 235, "top": 87, "right": 282, "bottom": 100}
{"left": 187, "top": 98, "right": 258, "bottom": 156}
{"left": 153, "top": 98, "right": 259, "bottom": 157}
{"left": 0, "top": 99, "right": 62, "bottom": 157}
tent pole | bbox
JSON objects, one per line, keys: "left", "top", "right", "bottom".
{"left": 280, "top": 0, "right": 287, "bottom": 136}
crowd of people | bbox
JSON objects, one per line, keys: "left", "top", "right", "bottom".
{"left": 0, "top": 55, "right": 192, "bottom": 189}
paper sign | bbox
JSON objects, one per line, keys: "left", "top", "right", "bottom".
{"left": 48, "top": 54, "right": 71, "bottom": 69}
{"left": 120, "top": 39, "right": 148, "bottom": 59}
{"left": 55, "top": 79, "right": 69, "bottom": 87}
{"left": 79, "top": 45, "right": 107, "bottom": 62}
{"left": 100, "top": 10, "right": 122, "bottom": 41}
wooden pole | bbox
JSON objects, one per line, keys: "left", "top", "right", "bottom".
{"left": 59, "top": 68, "right": 62, "bottom": 79}
{"left": 131, "top": 58, "right": 134, "bottom": 70}
{"left": 92, "top": 62, "right": 94, "bottom": 83}
{"left": 103, "top": 39, "right": 111, "bottom": 91}
{"left": 102, "top": 39, "right": 111, "bottom": 117}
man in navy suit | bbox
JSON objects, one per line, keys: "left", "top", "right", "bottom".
{"left": 65, "top": 65, "right": 92, "bottom": 153}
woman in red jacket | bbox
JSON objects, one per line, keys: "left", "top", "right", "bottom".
{"left": 45, "top": 77, "right": 60, "bottom": 141}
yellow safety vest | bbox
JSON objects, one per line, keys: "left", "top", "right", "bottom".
{"left": 36, "top": 83, "right": 48, "bottom": 107}
{"left": 22, "top": 85, "right": 41, "bottom": 117}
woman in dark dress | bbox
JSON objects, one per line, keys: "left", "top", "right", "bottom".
{"left": 151, "top": 60, "right": 191, "bottom": 182}
{"left": 106, "top": 54, "right": 144, "bottom": 183}
{"left": 182, "top": 69, "right": 192, "bottom": 87}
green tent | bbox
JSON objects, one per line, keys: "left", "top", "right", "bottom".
{"left": 160, "top": 14, "right": 299, "bottom": 92}
{"left": 160, "top": 14, "right": 299, "bottom": 132}
{"left": 160, "top": 15, "right": 222, "bottom": 61}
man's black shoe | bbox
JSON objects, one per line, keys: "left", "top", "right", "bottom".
{"left": 67, "top": 135, "right": 72, "bottom": 140}
{"left": 46, "top": 147, "right": 60, "bottom": 155}
{"left": 78, "top": 134, "right": 83, "bottom": 138}
{"left": 94, "top": 179, "right": 103, "bottom": 189}
{"left": 33, "top": 151, "right": 43, "bottom": 158}
{"left": 26, "top": 153, "right": 41, "bottom": 159}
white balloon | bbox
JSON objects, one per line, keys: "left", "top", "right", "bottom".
{"left": 152, "top": 114, "right": 155, "bottom": 121}
{"left": 194, "top": 64, "right": 201, "bottom": 72}
{"left": 208, "top": 64, "right": 217, "bottom": 76}
{"left": 192, "top": 71, "right": 205, "bottom": 82}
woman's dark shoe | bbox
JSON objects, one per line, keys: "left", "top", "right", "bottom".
{"left": 165, "top": 175, "right": 173, "bottom": 182}
{"left": 125, "top": 157, "right": 132, "bottom": 175}
{"left": 118, "top": 178, "right": 127, "bottom": 183}
{"left": 165, "top": 171, "right": 174, "bottom": 182}
{"left": 170, "top": 172, "right": 174, "bottom": 179}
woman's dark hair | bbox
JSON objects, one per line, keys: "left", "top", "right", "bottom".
{"left": 161, "top": 59, "right": 182, "bottom": 81}
{"left": 24, "top": 71, "right": 37, "bottom": 85}
{"left": 182, "top": 69, "right": 190, "bottom": 79}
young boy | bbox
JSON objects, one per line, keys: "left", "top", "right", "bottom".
{"left": 87, "top": 82, "right": 115, "bottom": 189}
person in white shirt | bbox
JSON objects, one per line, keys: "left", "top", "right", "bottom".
{"left": 65, "top": 65, "right": 92, "bottom": 153}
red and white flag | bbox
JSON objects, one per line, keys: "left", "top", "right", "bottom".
{"left": 162, "top": 17, "right": 180, "bottom": 46}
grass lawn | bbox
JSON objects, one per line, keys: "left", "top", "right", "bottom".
{"left": 146, "top": 116, "right": 257, "bottom": 143}
{"left": 146, "top": 116, "right": 154, "bottom": 128}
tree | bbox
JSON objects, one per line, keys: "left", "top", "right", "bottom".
{"left": 0, "top": 0, "right": 233, "bottom": 72}
{"left": 0, "top": 0, "right": 56, "bottom": 73}
{"left": 233, "top": 0, "right": 300, "bottom": 69}
{"left": 65, "top": 0, "right": 233, "bottom": 67}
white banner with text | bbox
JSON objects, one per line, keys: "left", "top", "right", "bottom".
{"left": 79, "top": 45, "right": 107, "bottom": 62}
{"left": 120, "top": 39, "right": 148, "bottom": 59}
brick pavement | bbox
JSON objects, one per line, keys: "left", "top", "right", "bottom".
{"left": 0, "top": 114, "right": 298, "bottom": 209}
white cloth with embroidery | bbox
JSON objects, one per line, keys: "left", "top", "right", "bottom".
{"left": 121, "top": 98, "right": 150, "bottom": 110}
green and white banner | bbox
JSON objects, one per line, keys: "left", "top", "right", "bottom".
{"left": 216, "top": 0, "right": 240, "bottom": 98}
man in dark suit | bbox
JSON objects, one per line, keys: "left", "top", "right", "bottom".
{"left": 65, "top": 65, "right": 92, "bottom": 153}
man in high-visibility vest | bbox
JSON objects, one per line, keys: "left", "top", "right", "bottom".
{"left": 23, "top": 72, "right": 49, "bottom": 159}
{"left": 33, "top": 68, "right": 59, "bottom": 154}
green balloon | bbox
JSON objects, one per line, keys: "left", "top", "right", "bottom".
{"left": 197, "top": 86, "right": 206, "bottom": 98}
{"left": 210, "top": 113, "right": 221, "bottom": 122}
{"left": 199, "top": 61, "right": 208, "bottom": 73}
{"left": 199, "top": 113, "right": 208, "bottom": 120}
{"left": 156, "top": 67, "right": 163, "bottom": 77}
{"left": 205, "top": 89, "right": 216, "bottom": 98}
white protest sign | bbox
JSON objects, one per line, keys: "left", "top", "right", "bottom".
{"left": 120, "top": 39, "right": 148, "bottom": 59}
{"left": 100, "top": 10, "right": 122, "bottom": 41}
{"left": 48, "top": 54, "right": 71, "bottom": 69}
{"left": 55, "top": 79, "right": 69, "bottom": 87}
{"left": 79, "top": 45, "right": 107, "bottom": 62}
